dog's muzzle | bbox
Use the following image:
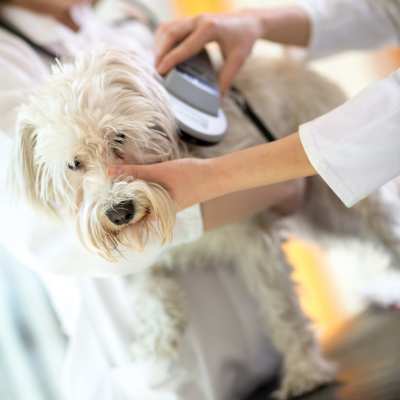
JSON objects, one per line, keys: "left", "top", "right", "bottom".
{"left": 106, "top": 200, "right": 135, "bottom": 226}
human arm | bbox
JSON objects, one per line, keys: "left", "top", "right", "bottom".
{"left": 155, "top": 0, "right": 400, "bottom": 93}
{"left": 109, "top": 132, "right": 313, "bottom": 213}
{"left": 132, "top": 0, "right": 400, "bottom": 212}
{"left": 154, "top": 6, "right": 312, "bottom": 93}
{"left": 209, "top": 68, "right": 400, "bottom": 209}
{"left": 112, "top": 60, "right": 400, "bottom": 210}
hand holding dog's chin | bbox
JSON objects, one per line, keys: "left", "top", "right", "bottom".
{"left": 108, "top": 158, "right": 219, "bottom": 212}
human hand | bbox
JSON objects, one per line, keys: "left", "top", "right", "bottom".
{"left": 154, "top": 11, "right": 264, "bottom": 94}
{"left": 108, "top": 133, "right": 315, "bottom": 214}
{"left": 108, "top": 158, "right": 306, "bottom": 232}
{"left": 108, "top": 158, "right": 216, "bottom": 212}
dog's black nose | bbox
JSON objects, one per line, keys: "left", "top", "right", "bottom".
{"left": 106, "top": 200, "right": 135, "bottom": 226}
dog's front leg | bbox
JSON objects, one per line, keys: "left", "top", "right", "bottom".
{"left": 127, "top": 265, "right": 187, "bottom": 361}
{"left": 237, "top": 227, "right": 336, "bottom": 400}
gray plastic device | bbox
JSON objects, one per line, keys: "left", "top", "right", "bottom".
{"left": 162, "top": 50, "right": 227, "bottom": 145}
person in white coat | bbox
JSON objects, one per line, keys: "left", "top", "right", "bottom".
{"left": 115, "top": 0, "right": 400, "bottom": 213}
{"left": 0, "top": 1, "right": 305, "bottom": 399}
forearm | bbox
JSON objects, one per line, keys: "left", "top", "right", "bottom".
{"left": 244, "top": 5, "right": 311, "bottom": 47}
{"left": 108, "top": 134, "right": 315, "bottom": 212}
{"left": 203, "top": 132, "right": 316, "bottom": 202}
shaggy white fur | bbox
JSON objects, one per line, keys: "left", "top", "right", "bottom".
{"left": 10, "top": 46, "right": 400, "bottom": 399}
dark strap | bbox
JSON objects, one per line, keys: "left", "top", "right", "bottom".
{"left": 0, "top": 18, "right": 59, "bottom": 60}
{"left": 230, "top": 86, "right": 276, "bottom": 143}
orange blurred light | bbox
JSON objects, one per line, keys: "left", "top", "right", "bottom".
{"left": 372, "top": 48, "right": 400, "bottom": 78}
{"left": 173, "top": 0, "right": 233, "bottom": 17}
{"left": 284, "top": 239, "right": 345, "bottom": 339}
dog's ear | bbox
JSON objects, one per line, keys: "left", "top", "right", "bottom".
{"left": 10, "top": 118, "right": 55, "bottom": 213}
{"left": 11, "top": 119, "right": 38, "bottom": 203}
{"left": 144, "top": 182, "right": 176, "bottom": 244}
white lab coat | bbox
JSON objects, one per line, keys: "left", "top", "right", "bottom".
{"left": 0, "top": 5, "right": 279, "bottom": 400}
{"left": 298, "top": 0, "right": 400, "bottom": 206}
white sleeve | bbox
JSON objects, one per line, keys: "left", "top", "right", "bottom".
{"left": 299, "top": 69, "right": 400, "bottom": 207}
{"left": 0, "top": 35, "right": 204, "bottom": 278}
{"left": 297, "top": 0, "right": 400, "bottom": 59}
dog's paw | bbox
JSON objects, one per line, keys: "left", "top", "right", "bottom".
{"left": 273, "top": 355, "right": 336, "bottom": 399}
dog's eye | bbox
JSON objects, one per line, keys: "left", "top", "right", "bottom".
{"left": 114, "top": 132, "right": 126, "bottom": 143}
{"left": 67, "top": 158, "right": 82, "bottom": 171}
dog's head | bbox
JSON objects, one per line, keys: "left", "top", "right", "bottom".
{"left": 11, "top": 48, "right": 181, "bottom": 260}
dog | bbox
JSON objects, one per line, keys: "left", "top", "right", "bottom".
{"left": 10, "top": 46, "right": 400, "bottom": 399}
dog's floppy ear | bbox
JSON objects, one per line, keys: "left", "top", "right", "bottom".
{"left": 11, "top": 118, "right": 38, "bottom": 202}
{"left": 10, "top": 117, "right": 55, "bottom": 213}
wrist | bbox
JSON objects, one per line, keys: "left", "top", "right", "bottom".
{"left": 198, "top": 158, "right": 225, "bottom": 201}
{"left": 190, "top": 156, "right": 235, "bottom": 205}
{"left": 256, "top": 10, "right": 273, "bottom": 40}
{"left": 258, "top": 6, "right": 312, "bottom": 47}
{"left": 207, "top": 152, "right": 249, "bottom": 198}
{"left": 179, "top": 158, "right": 225, "bottom": 208}
{"left": 238, "top": 8, "right": 266, "bottom": 40}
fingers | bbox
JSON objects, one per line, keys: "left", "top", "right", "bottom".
{"left": 157, "top": 23, "right": 216, "bottom": 75}
{"left": 219, "top": 49, "right": 248, "bottom": 95}
{"left": 155, "top": 18, "right": 195, "bottom": 67}
{"left": 155, "top": 15, "right": 219, "bottom": 75}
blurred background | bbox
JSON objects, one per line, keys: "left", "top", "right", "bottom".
{"left": 1, "top": 1, "right": 399, "bottom": 399}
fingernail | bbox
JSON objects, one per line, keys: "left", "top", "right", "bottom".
{"left": 157, "top": 61, "right": 167, "bottom": 75}
{"left": 108, "top": 166, "right": 122, "bottom": 176}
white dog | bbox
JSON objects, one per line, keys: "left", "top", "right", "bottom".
{"left": 10, "top": 47, "right": 400, "bottom": 399}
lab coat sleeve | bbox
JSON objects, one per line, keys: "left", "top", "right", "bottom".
{"left": 297, "top": 0, "right": 400, "bottom": 59}
{"left": 0, "top": 35, "right": 204, "bottom": 278}
{"left": 299, "top": 69, "right": 400, "bottom": 207}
